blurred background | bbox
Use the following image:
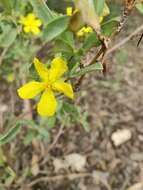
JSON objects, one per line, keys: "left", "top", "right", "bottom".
{"left": 0, "top": 0, "right": 143, "bottom": 190}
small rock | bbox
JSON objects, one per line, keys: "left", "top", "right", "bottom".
{"left": 0, "top": 104, "right": 8, "bottom": 113}
{"left": 138, "top": 135, "right": 143, "bottom": 142}
{"left": 65, "top": 153, "right": 86, "bottom": 171}
{"left": 130, "top": 153, "right": 143, "bottom": 161}
{"left": 127, "top": 182, "right": 143, "bottom": 190}
{"left": 111, "top": 129, "right": 132, "bottom": 146}
{"left": 31, "top": 155, "right": 39, "bottom": 176}
{"left": 53, "top": 158, "right": 66, "bottom": 173}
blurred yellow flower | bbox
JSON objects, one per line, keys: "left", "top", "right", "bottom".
{"left": 76, "top": 26, "right": 93, "bottom": 37}
{"left": 66, "top": 7, "right": 73, "bottom": 16}
{"left": 20, "top": 13, "right": 42, "bottom": 35}
{"left": 76, "top": 3, "right": 110, "bottom": 38}
{"left": 66, "top": 7, "right": 78, "bottom": 16}
{"left": 6, "top": 73, "right": 15, "bottom": 83}
{"left": 17, "top": 57, "right": 74, "bottom": 117}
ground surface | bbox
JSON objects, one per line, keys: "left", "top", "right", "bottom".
{"left": 0, "top": 12, "right": 143, "bottom": 190}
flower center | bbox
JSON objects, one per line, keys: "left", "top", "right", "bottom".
{"left": 44, "top": 82, "right": 51, "bottom": 89}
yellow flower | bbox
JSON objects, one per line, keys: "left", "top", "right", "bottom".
{"left": 66, "top": 7, "right": 78, "bottom": 16}
{"left": 76, "top": 26, "right": 93, "bottom": 37}
{"left": 99, "top": 16, "right": 104, "bottom": 23}
{"left": 17, "top": 57, "right": 74, "bottom": 117}
{"left": 66, "top": 7, "right": 73, "bottom": 16}
{"left": 6, "top": 73, "right": 15, "bottom": 83}
{"left": 20, "top": 13, "right": 42, "bottom": 35}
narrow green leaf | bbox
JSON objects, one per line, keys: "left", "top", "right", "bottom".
{"left": 101, "top": 16, "right": 120, "bottom": 26}
{"left": 136, "top": 3, "right": 143, "bottom": 15}
{"left": 70, "top": 62, "right": 103, "bottom": 78}
{"left": 101, "top": 17, "right": 120, "bottom": 36}
{"left": 0, "top": 27, "right": 17, "bottom": 48}
{"left": 0, "top": 123, "right": 21, "bottom": 145}
{"left": 74, "top": 0, "right": 100, "bottom": 32}
{"left": 82, "top": 32, "right": 101, "bottom": 52}
{"left": 43, "top": 16, "right": 70, "bottom": 42}
{"left": 30, "top": 0, "right": 55, "bottom": 24}
{"left": 93, "top": 0, "right": 105, "bottom": 16}
{"left": 57, "top": 31, "right": 75, "bottom": 49}
{"left": 0, "top": 0, "right": 13, "bottom": 12}
{"left": 53, "top": 40, "right": 73, "bottom": 54}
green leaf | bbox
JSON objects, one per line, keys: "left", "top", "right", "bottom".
{"left": 57, "top": 31, "right": 75, "bottom": 49}
{"left": 0, "top": 25, "right": 17, "bottom": 48}
{"left": 0, "top": 0, "right": 13, "bottom": 12}
{"left": 5, "top": 166, "right": 16, "bottom": 186}
{"left": 101, "top": 16, "right": 120, "bottom": 25}
{"left": 52, "top": 31, "right": 75, "bottom": 55}
{"left": 80, "top": 112, "right": 90, "bottom": 132}
{"left": 53, "top": 40, "right": 73, "bottom": 54}
{"left": 43, "top": 15, "right": 70, "bottom": 42}
{"left": 82, "top": 32, "right": 101, "bottom": 52}
{"left": 93, "top": 0, "right": 105, "bottom": 16}
{"left": 74, "top": 0, "right": 100, "bottom": 32}
{"left": 136, "top": 3, "right": 143, "bottom": 15}
{"left": 46, "top": 116, "right": 56, "bottom": 129}
{"left": 101, "top": 17, "right": 120, "bottom": 36}
{"left": 70, "top": 62, "right": 103, "bottom": 78}
{"left": 0, "top": 123, "right": 22, "bottom": 146}
{"left": 40, "top": 116, "right": 56, "bottom": 129}
{"left": 63, "top": 102, "right": 79, "bottom": 121}
{"left": 30, "top": 0, "right": 55, "bottom": 24}
{"left": 23, "top": 131, "right": 37, "bottom": 145}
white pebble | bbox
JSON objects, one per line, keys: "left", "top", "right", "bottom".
{"left": 111, "top": 129, "right": 132, "bottom": 146}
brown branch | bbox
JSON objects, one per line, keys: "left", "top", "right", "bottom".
{"left": 113, "top": 0, "right": 136, "bottom": 37}
{"left": 106, "top": 24, "right": 143, "bottom": 56}
{"left": 41, "top": 123, "right": 65, "bottom": 165}
{"left": 27, "top": 172, "right": 92, "bottom": 187}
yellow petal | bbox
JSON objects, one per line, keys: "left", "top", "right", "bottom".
{"left": 66, "top": 7, "right": 73, "bottom": 16}
{"left": 102, "top": 3, "right": 110, "bottom": 17}
{"left": 83, "top": 26, "right": 93, "bottom": 33}
{"left": 27, "top": 13, "right": 35, "bottom": 21}
{"left": 99, "top": 16, "right": 103, "bottom": 23}
{"left": 17, "top": 81, "right": 44, "bottom": 99}
{"left": 37, "top": 89, "right": 57, "bottom": 117}
{"left": 49, "top": 57, "right": 68, "bottom": 82}
{"left": 20, "top": 17, "right": 27, "bottom": 25}
{"left": 34, "top": 19, "right": 42, "bottom": 27}
{"left": 23, "top": 26, "right": 31, "bottom": 33}
{"left": 76, "top": 29, "right": 84, "bottom": 37}
{"left": 52, "top": 80, "right": 74, "bottom": 99}
{"left": 31, "top": 26, "right": 40, "bottom": 35}
{"left": 33, "top": 58, "right": 49, "bottom": 81}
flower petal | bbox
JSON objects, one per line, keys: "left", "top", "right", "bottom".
{"left": 33, "top": 58, "right": 49, "bottom": 81}
{"left": 34, "top": 19, "right": 42, "bottom": 27}
{"left": 53, "top": 80, "right": 74, "bottom": 99}
{"left": 23, "top": 26, "right": 31, "bottom": 33}
{"left": 37, "top": 89, "right": 57, "bottom": 116}
{"left": 31, "top": 26, "right": 40, "bottom": 35}
{"left": 27, "top": 13, "right": 35, "bottom": 21}
{"left": 66, "top": 7, "right": 73, "bottom": 16}
{"left": 20, "top": 17, "right": 27, "bottom": 25}
{"left": 17, "top": 81, "right": 44, "bottom": 99}
{"left": 49, "top": 57, "right": 68, "bottom": 82}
